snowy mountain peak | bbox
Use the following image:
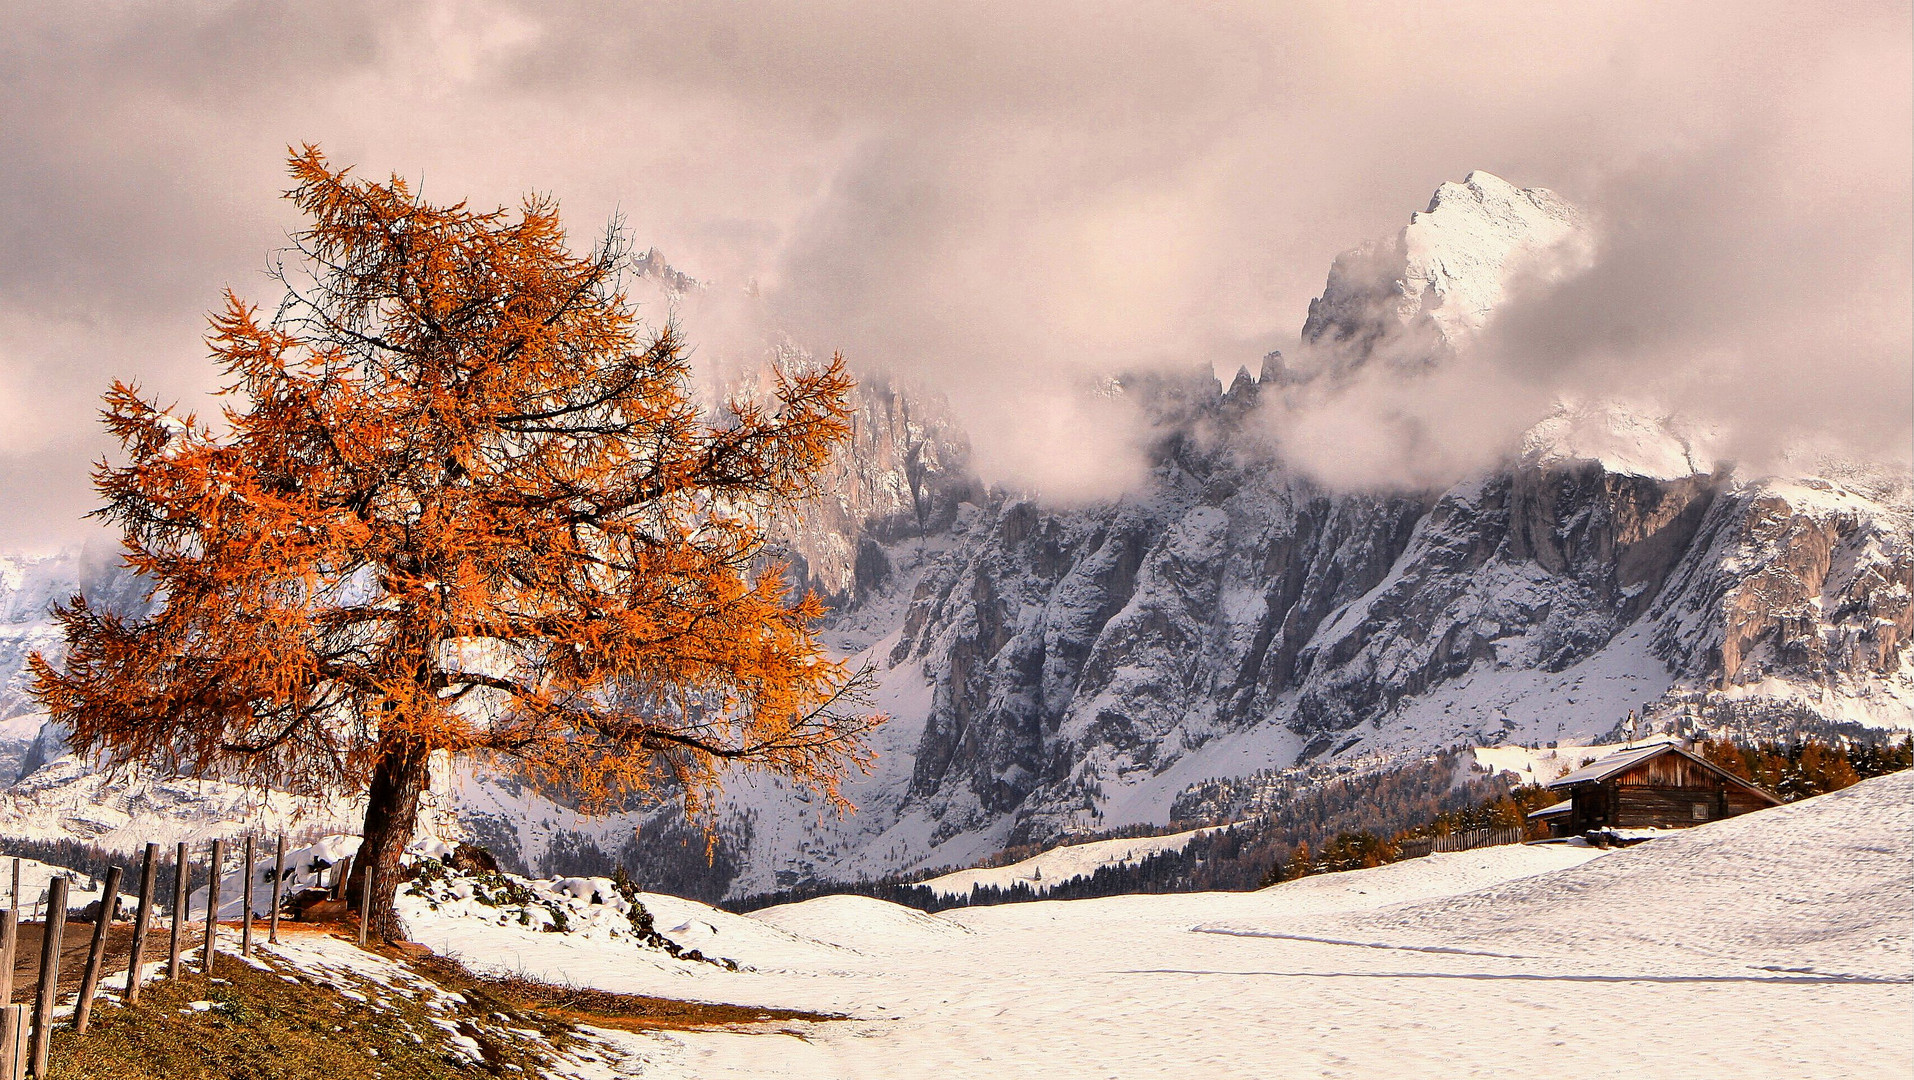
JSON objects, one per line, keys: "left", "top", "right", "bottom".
{"left": 4, "top": 176, "right": 1908, "bottom": 906}
{"left": 1519, "top": 401, "right": 1714, "bottom": 481}
{"left": 1300, "top": 171, "right": 1588, "bottom": 374}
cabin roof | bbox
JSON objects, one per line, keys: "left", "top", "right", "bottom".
{"left": 1527, "top": 798, "right": 1572, "bottom": 819}
{"left": 1546, "top": 740, "right": 1782, "bottom": 804}
{"left": 1549, "top": 740, "right": 1684, "bottom": 787}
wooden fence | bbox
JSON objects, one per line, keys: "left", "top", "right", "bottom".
{"left": 0, "top": 834, "right": 363, "bottom": 1079}
{"left": 1396, "top": 826, "right": 1528, "bottom": 860}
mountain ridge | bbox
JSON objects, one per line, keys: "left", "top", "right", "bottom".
{"left": 1, "top": 172, "right": 1907, "bottom": 900}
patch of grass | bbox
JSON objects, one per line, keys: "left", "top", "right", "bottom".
{"left": 47, "top": 934, "right": 845, "bottom": 1077}
{"left": 47, "top": 944, "right": 577, "bottom": 1079}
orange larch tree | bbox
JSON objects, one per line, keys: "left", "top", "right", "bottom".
{"left": 30, "top": 147, "right": 880, "bottom": 938}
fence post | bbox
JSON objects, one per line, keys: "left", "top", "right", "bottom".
{"left": 0, "top": 908, "right": 15, "bottom": 1009}
{"left": 240, "top": 836, "right": 254, "bottom": 958}
{"left": 28, "top": 876, "right": 67, "bottom": 1080}
{"left": 167, "top": 843, "right": 187, "bottom": 981}
{"left": 124, "top": 844, "right": 158, "bottom": 1004}
{"left": 357, "top": 866, "right": 373, "bottom": 947}
{"left": 268, "top": 836, "right": 285, "bottom": 946}
{"left": 6, "top": 862, "right": 14, "bottom": 913}
{"left": 203, "top": 840, "right": 222, "bottom": 976}
{"left": 72, "top": 865, "right": 122, "bottom": 1034}
{"left": 1, "top": 1003, "right": 27, "bottom": 1080}
{"left": 333, "top": 854, "right": 351, "bottom": 901}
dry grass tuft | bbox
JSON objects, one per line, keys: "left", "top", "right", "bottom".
{"left": 402, "top": 949, "right": 842, "bottom": 1032}
{"left": 47, "top": 943, "right": 574, "bottom": 1079}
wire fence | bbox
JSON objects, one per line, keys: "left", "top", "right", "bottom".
{"left": 0, "top": 834, "right": 366, "bottom": 1079}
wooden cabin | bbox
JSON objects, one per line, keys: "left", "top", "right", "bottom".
{"left": 1536, "top": 740, "right": 1780, "bottom": 837}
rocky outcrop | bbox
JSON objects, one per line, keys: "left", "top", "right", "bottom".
{"left": 761, "top": 365, "right": 978, "bottom": 605}
{"left": 753, "top": 172, "right": 1912, "bottom": 870}
{"left": 1651, "top": 473, "right": 1914, "bottom": 690}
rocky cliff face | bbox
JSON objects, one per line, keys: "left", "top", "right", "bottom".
{"left": 706, "top": 172, "right": 1911, "bottom": 887}
{"left": 766, "top": 365, "right": 978, "bottom": 606}
{"left": 862, "top": 371, "right": 1423, "bottom": 844}
{"left": 1650, "top": 470, "right": 1913, "bottom": 706}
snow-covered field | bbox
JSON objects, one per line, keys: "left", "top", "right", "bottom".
{"left": 0, "top": 855, "right": 135, "bottom": 916}
{"left": 393, "top": 770, "right": 1914, "bottom": 1079}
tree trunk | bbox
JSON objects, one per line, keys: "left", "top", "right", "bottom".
{"left": 350, "top": 736, "right": 431, "bottom": 942}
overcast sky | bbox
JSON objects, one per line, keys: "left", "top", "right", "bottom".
{"left": 2, "top": 1, "right": 1909, "bottom": 549}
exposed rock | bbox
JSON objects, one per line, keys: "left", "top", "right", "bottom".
{"left": 716, "top": 171, "right": 1912, "bottom": 876}
{"left": 1650, "top": 473, "right": 1914, "bottom": 693}
{"left": 449, "top": 842, "right": 500, "bottom": 876}
{"left": 763, "top": 363, "right": 978, "bottom": 605}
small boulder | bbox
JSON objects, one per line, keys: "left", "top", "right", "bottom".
{"left": 291, "top": 888, "right": 348, "bottom": 921}
{"left": 70, "top": 897, "right": 125, "bottom": 924}
{"left": 449, "top": 843, "right": 499, "bottom": 875}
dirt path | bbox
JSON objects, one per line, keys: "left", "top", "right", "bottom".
{"left": 7, "top": 923, "right": 138, "bottom": 1003}
{"left": 10, "top": 918, "right": 385, "bottom": 1005}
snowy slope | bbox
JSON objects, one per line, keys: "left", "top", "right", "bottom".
{"left": 746, "top": 893, "right": 972, "bottom": 950}
{"left": 1520, "top": 401, "right": 1712, "bottom": 481}
{"left": 0, "top": 755, "right": 362, "bottom": 851}
{"left": 394, "top": 767, "right": 1914, "bottom": 1079}
{"left": 0, "top": 856, "right": 137, "bottom": 916}
{"left": 915, "top": 826, "right": 1212, "bottom": 898}
{"left": 1250, "top": 770, "right": 1914, "bottom": 980}
{"left": 1470, "top": 740, "right": 1628, "bottom": 786}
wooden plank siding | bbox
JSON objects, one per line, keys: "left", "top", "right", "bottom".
{"left": 1564, "top": 746, "right": 1776, "bottom": 833}
{"left": 1613, "top": 750, "right": 1724, "bottom": 790}
{"left": 1614, "top": 785, "right": 1725, "bottom": 828}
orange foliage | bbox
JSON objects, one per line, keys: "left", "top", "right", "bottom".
{"left": 30, "top": 147, "right": 880, "bottom": 935}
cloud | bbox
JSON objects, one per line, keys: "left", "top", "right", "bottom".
{"left": 1272, "top": 24, "right": 1913, "bottom": 490}
{"left": 1482, "top": 44, "right": 1914, "bottom": 473}
{"left": 0, "top": 1, "right": 1907, "bottom": 545}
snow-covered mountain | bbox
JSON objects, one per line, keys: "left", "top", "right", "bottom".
{"left": 1289, "top": 170, "right": 1587, "bottom": 379}
{"left": 0, "top": 548, "right": 154, "bottom": 781}
{"left": 3, "top": 173, "right": 1908, "bottom": 900}
{"left": 680, "top": 171, "right": 1911, "bottom": 891}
